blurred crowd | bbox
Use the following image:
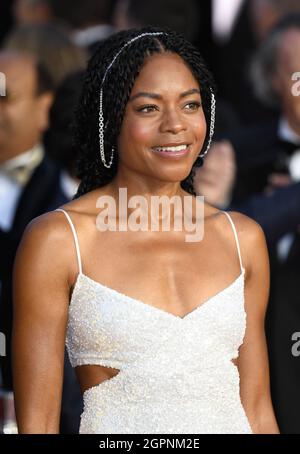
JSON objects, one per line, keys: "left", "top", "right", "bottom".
{"left": 0, "top": 0, "right": 300, "bottom": 434}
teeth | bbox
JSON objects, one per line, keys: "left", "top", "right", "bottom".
{"left": 153, "top": 144, "right": 189, "bottom": 152}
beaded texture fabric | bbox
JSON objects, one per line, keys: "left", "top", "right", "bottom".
{"left": 55, "top": 208, "right": 253, "bottom": 434}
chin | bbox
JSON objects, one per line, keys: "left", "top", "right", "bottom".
{"left": 155, "top": 168, "right": 193, "bottom": 184}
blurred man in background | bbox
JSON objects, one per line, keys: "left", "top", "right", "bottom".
{"left": 4, "top": 22, "right": 87, "bottom": 89}
{"left": 0, "top": 51, "right": 62, "bottom": 433}
{"left": 50, "top": 0, "right": 116, "bottom": 54}
{"left": 197, "top": 15, "right": 300, "bottom": 432}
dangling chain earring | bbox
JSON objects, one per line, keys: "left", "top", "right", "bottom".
{"left": 198, "top": 89, "right": 216, "bottom": 159}
{"left": 98, "top": 32, "right": 166, "bottom": 169}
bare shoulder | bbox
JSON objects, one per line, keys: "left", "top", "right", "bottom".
{"left": 21, "top": 209, "right": 73, "bottom": 253}
{"left": 15, "top": 209, "right": 79, "bottom": 288}
{"left": 224, "top": 210, "right": 266, "bottom": 246}
{"left": 224, "top": 210, "right": 265, "bottom": 239}
{"left": 204, "top": 202, "right": 264, "bottom": 239}
{"left": 224, "top": 210, "right": 269, "bottom": 277}
{"left": 204, "top": 203, "right": 267, "bottom": 261}
{"left": 21, "top": 187, "right": 99, "bottom": 247}
{"left": 17, "top": 189, "right": 103, "bottom": 284}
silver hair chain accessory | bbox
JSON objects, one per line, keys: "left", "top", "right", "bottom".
{"left": 99, "top": 32, "right": 166, "bottom": 168}
{"left": 199, "top": 89, "right": 216, "bottom": 159}
{"left": 99, "top": 89, "right": 114, "bottom": 168}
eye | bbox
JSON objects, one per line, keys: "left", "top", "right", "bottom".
{"left": 137, "top": 104, "right": 158, "bottom": 113}
{"left": 184, "top": 101, "right": 202, "bottom": 111}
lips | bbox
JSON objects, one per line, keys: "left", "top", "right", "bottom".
{"left": 151, "top": 143, "right": 191, "bottom": 157}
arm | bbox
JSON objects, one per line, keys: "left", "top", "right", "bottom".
{"left": 12, "top": 211, "right": 74, "bottom": 434}
{"left": 231, "top": 212, "right": 280, "bottom": 434}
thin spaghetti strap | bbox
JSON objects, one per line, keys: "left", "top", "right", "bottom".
{"left": 55, "top": 208, "right": 83, "bottom": 275}
{"left": 221, "top": 211, "right": 244, "bottom": 273}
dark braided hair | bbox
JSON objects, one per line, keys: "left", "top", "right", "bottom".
{"left": 73, "top": 26, "right": 216, "bottom": 199}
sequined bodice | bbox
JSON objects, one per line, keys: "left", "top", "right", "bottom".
{"left": 55, "top": 208, "right": 253, "bottom": 434}
{"left": 66, "top": 268, "right": 246, "bottom": 369}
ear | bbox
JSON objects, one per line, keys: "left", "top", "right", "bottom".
{"left": 36, "top": 92, "right": 54, "bottom": 132}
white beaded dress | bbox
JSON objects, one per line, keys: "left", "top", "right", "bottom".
{"left": 55, "top": 208, "right": 253, "bottom": 434}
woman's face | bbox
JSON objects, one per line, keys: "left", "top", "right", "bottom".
{"left": 117, "top": 52, "right": 207, "bottom": 186}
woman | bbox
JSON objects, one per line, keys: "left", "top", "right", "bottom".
{"left": 12, "top": 27, "right": 280, "bottom": 434}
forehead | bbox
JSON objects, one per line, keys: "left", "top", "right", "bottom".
{"left": 131, "top": 52, "right": 199, "bottom": 92}
{"left": 0, "top": 54, "right": 36, "bottom": 92}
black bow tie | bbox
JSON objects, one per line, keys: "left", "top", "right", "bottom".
{"left": 270, "top": 139, "right": 300, "bottom": 174}
{"left": 277, "top": 138, "right": 300, "bottom": 155}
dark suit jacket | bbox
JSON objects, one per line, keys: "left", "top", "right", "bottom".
{"left": 228, "top": 119, "right": 298, "bottom": 202}
{"left": 0, "top": 0, "right": 13, "bottom": 46}
{"left": 226, "top": 120, "right": 300, "bottom": 433}
{"left": 0, "top": 154, "right": 82, "bottom": 433}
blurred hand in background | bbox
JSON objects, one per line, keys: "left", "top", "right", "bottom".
{"left": 194, "top": 140, "right": 237, "bottom": 209}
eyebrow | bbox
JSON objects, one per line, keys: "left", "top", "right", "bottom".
{"left": 129, "top": 88, "right": 200, "bottom": 102}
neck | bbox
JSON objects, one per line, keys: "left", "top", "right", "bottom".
{"left": 110, "top": 170, "right": 187, "bottom": 201}
{"left": 103, "top": 170, "right": 198, "bottom": 230}
{"left": 0, "top": 142, "right": 39, "bottom": 165}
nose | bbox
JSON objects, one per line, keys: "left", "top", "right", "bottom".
{"left": 159, "top": 107, "right": 187, "bottom": 134}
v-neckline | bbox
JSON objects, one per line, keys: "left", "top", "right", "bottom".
{"left": 70, "top": 268, "right": 245, "bottom": 321}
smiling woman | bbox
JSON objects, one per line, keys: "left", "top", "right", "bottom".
{"left": 12, "top": 27, "right": 279, "bottom": 434}
{"left": 120, "top": 55, "right": 208, "bottom": 169}
{"left": 72, "top": 27, "right": 216, "bottom": 197}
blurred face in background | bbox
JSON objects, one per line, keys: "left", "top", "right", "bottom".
{"left": 250, "top": 0, "right": 281, "bottom": 42}
{"left": 13, "top": 0, "right": 53, "bottom": 25}
{"left": 0, "top": 52, "right": 53, "bottom": 163}
{"left": 273, "top": 29, "right": 300, "bottom": 134}
{"left": 250, "top": 0, "right": 300, "bottom": 42}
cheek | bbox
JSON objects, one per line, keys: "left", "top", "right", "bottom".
{"left": 8, "top": 101, "right": 35, "bottom": 127}
{"left": 292, "top": 98, "right": 300, "bottom": 118}
{"left": 280, "top": 75, "right": 296, "bottom": 98}
{"left": 284, "top": 85, "right": 300, "bottom": 114}
{"left": 192, "top": 111, "right": 207, "bottom": 144}
{"left": 125, "top": 117, "right": 155, "bottom": 146}
{"left": 6, "top": 105, "right": 25, "bottom": 129}
{"left": 119, "top": 115, "right": 155, "bottom": 154}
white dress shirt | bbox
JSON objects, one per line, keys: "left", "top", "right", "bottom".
{"left": 72, "top": 24, "right": 114, "bottom": 48}
{"left": 276, "top": 118, "right": 300, "bottom": 261}
{"left": 60, "top": 170, "right": 80, "bottom": 200}
{"left": 0, "top": 144, "right": 44, "bottom": 231}
{"left": 212, "top": 0, "right": 244, "bottom": 43}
